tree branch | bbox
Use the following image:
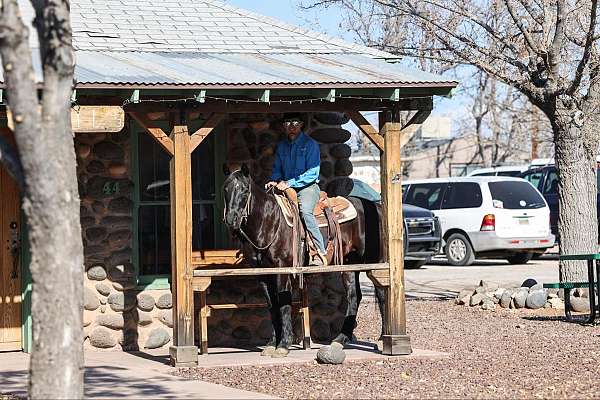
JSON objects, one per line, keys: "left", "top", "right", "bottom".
{"left": 566, "top": 0, "right": 598, "bottom": 95}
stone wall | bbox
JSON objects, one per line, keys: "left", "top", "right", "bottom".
{"left": 76, "top": 112, "right": 356, "bottom": 350}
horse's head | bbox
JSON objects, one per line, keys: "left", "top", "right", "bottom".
{"left": 222, "top": 164, "right": 252, "bottom": 230}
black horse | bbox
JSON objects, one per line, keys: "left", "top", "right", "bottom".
{"left": 223, "top": 165, "right": 385, "bottom": 357}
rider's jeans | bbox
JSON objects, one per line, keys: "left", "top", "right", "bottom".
{"left": 296, "top": 183, "right": 326, "bottom": 254}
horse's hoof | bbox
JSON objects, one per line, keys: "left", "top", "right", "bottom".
{"left": 261, "top": 346, "right": 276, "bottom": 356}
{"left": 270, "top": 347, "right": 290, "bottom": 358}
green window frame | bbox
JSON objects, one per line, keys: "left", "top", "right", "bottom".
{"left": 131, "top": 119, "right": 228, "bottom": 290}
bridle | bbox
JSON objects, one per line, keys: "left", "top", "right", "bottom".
{"left": 223, "top": 171, "right": 280, "bottom": 251}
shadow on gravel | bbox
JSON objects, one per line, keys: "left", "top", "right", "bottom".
{"left": 521, "top": 315, "right": 596, "bottom": 326}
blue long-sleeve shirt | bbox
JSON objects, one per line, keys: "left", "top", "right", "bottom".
{"left": 270, "top": 131, "right": 320, "bottom": 188}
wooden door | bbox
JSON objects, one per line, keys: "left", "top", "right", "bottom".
{"left": 0, "top": 128, "right": 22, "bottom": 351}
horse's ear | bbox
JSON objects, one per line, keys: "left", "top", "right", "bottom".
{"left": 222, "top": 163, "right": 231, "bottom": 176}
{"left": 241, "top": 163, "right": 250, "bottom": 177}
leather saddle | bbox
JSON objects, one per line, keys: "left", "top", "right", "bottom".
{"left": 273, "top": 189, "right": 357, "bottom": 267}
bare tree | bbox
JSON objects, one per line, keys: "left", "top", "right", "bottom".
{"left": 305, "top": 0, "right": 600, "bottom": 280}
{"left": 0, "top": 0, "right": 83, "bottom": 397}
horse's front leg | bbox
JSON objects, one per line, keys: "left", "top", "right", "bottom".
{"left": 332, "top": 271, "right": 361, "bottom": 346}
{"left": 272, "top": 275, "right": 293, "bottom": 358}
{"left": 258, "top": 276, "right": 280, "bottom": 356}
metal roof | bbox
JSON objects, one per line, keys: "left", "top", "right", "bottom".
{"left": 6, "top": 0, "right": 457, "bottom": 91}
{"left": 17, "top": 51, "right": 454, "bottom": 89}
{"left": 17, "top": 0, "right": 392, "bottom": 57}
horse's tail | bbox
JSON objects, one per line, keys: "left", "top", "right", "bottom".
{"left": 351, "top": 197, "right": 381, "bottom": 263}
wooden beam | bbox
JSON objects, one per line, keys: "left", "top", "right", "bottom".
{"left": 346, "top": 110, "right": 384, "bottom": 151}
{"left": 169, "top": 122, "right": 197, "bottom": 367}
{"left": 380, "top": 110, "right": 411, "bottom": 356}
{"left": 400, "top": 110, "right": 431, "bottom": 148}
{"left": 129, "top": 112, "right": 174, "bottom": 156}
{"left": 192, "top": 263, "right": 389, "bottom": 277}
{"left": 124, "top": 97, "right": 433, "bottom": 115}
{"left": 189, "top": 113, "right": 225, "bottom": 153}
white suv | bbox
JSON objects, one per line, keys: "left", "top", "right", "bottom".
{"left": 402, "top": 177, "right": 555, "bottom": 266}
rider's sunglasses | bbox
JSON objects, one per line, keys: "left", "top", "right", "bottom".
{"left": 283, "top": 120, "right": 302, "bottom": 128}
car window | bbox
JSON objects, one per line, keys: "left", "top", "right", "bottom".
{"left": 497, "top": 171, "right": 522, "bottom": 177}
{"left": 522, "top": 171, "right": 544, "bottom": 191}
{"left": 542, "top": 171, "right": 558, "bottom": 194}
{"left": 489, "top": 181, "right": 546, "bottom": 209}
{"left": 404, "top": 183, "right": 446, "bottom": 210}
{"left": 441, "top": 182, "right": 483, "bottom": 209}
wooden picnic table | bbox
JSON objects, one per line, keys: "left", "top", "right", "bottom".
{"left": 543, "top": 253, "right": 600, "bottom": 323}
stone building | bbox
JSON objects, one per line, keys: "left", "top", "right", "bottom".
{"left": 0, "top": 0, "right": 455, "bottom": 356}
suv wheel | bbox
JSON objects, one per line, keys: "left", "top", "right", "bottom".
{"left": 506, "top": 252, "right": 533, "bottom": 265}
{"left": 445, "top": 233, "right": 475, "bottom": 266}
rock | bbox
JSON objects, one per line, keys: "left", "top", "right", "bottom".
{"left": 83, "top": 311, "right": 94, "bottom": 327}
{"left": 89, "top": 327, "right": 117, "bottom": 349}
{"left": 491, "top": 296, "right": 500, "bottom": 304}
{"left": 326, "top": 178, "right": 354, "bottom": 197}
{"left": 108, "top": 263, "right": 135, "bottom": 282}
{"left": 144, "top": 328, "right": 170, "bottom": 349}
{"left": 84, "top": 287, "right": 100, "bottom": 311}
{"left": 574, "top": 288, "right": 589, "bottom": 298}
{"left": 493, "top": 288, "right": 506, "bottom": 300}
{"left": 558, "top": 289, "right": 565, "bottom": 300}
{"left": 548, "top": 293, "right": 559, "bottom": 299}
{"left": 86, "top": 227, "right": 109, "bottom": 244}
{"left": 87, "top": 265, "right": 107, "bottom": 281}
{"left": 159, "top": 310, "right": 173, "bottom": 328}
{"left": 96, "top": 313, "right": 125, "bottom": 330}
{"left": 108, "top": 164, "right": 127, "bottom": 178}
{"left": 547, "top": 288, "right": 559, "bottom": 297}
{"left": 311, "top": 318, "right": 331, "bottom": 341}
{"left": 526, "top": 290, "right": 547, "bottom": 309}
{"left": 320, "top": 161, "right": 334, "bottom": 178}
{"left": 136, "top": 293, "right": 155, "bottom": 312}
{"left": 99, "top": 297, "right": 107, "bottom": 305}
{"left": 108, "top": 197, "right": 132, "bottom": 215}
{"left": 94, "top": 141, "right": 124, "bottom": 161}
{"left": 500, "top": 289, "right": 513, "bottom": 308}
{"left": 509, "top": 298, "right": 515, "bottom": 309}
{"left": 87, "top": 160, "right": 106, "bottom": 174}
{"left": 100, "top": 305, "right": 106, "bottom": 313}
{"left": 95, "top": 282, "right": 112, "bottom": 296}
{"left": 334, "top": 159, "right": 353, "bottom": 177}
{"left": 76, "top": 143, "right": 91, "bottom": 159}
{"left": 521, "top": 278, "right": 538, "bottom": 288}
{"left": 569, "top": 296, "right": 590, "bottom": 312}
{"left": 156, "top": 293, "right": 172, "bottom": 309}
{"left": 479, "top": 280, "right": 500, "bottom": 292}
{"left": 514, "top": 288, "right": 529, "bottom": 308}
{"left": 138, "top": 311, "right": 153, "bottom": 326}
{"left": 101, "top": 216, "right": 133, "bottom": 230}
{"left": 544, "top": 301, "right": 552, "bottom": 308}
{"left": 530, "top": 283, "right": 544, "bottom": 291}
{"left": 469, "top": 293, "right": 485, "bottom": 306}
{"left": 330, "top": 144, "right": 352, "bottom": 159}
{"left": 112, "top": 280, "right": 136, "bottom": 291}
{"left": 455, "top": 289, "right": 473, "bottom": 305}
{"left": 316, "top": 342, "right": 346, "bottom": 364}
{"left": 108, "top": 230, "right": 132, "bottom": 249}
{"left": 249, "top": 121, "right": 270, "bottom": 132}
{"left": 107, "top": 292, "right": 136, "bottom": 312}
{"left": 108, "top": 250, "right": 133, "bottom": 267}
{"left": 310, "top": 128, "right": 351, "bottom": 144}
{"left": 232, "top": 326, "right": 252, "bottom": 340}
{"left": 314, "top": 112, "right": 350, "bottom": 126}
{"left": 481, "top": 298, "right": 496, "bottom": 311}
{"left": 474, "top": 286, "right": 487, "bottom": 295}
{"left": 548, "top": 297, "right": 565, "bottom": 309}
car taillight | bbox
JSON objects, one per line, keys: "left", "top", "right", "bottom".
{"left": 480, "top": 214, "right": 495, "bottom": 231}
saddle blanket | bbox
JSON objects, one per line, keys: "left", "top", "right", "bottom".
{"left": 274, "top": 193, "right": 357, "bottom": 228}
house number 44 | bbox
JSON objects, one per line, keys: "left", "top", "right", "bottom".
{"left": 103, "top": 182, "right": 120, "bottom": 195}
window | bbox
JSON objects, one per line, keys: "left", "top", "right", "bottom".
{"left": 404, "top": 183, "right": 446, "bottom": 210}
{"left": 134, "top": 125, "right": 220, "bottom": 279}
{"left": 542, "top": 171, "right": 558, "bottom": 195}
{"left": 489, "top": 181, "right": 546, "bottom": 209}
{"left": 441, "top": 182, "right": 482, "bottom": 209}
{"left": 522, "top": 171, "right": 545, "bottom": 191}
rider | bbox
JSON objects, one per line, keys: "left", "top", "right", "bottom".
{"left": 265, "top": 113, "right": 327, "bottom": 266}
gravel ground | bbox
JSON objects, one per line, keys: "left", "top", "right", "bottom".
{"left": 175, "top": 298, "right": 600, "bottom": 399}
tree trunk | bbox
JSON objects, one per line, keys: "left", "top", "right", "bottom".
{"left": 552, "top": 98, "right": 598, "bottom": 282}
{"left": 0, "top": 1, "right": 83, "bottom": 398}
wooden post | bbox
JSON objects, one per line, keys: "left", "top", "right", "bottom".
{"left": 379, "top": 110, "right": 412, "bottom": 355}
{"left": 168, "top": 116, "right": 198, "bottom": 367}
